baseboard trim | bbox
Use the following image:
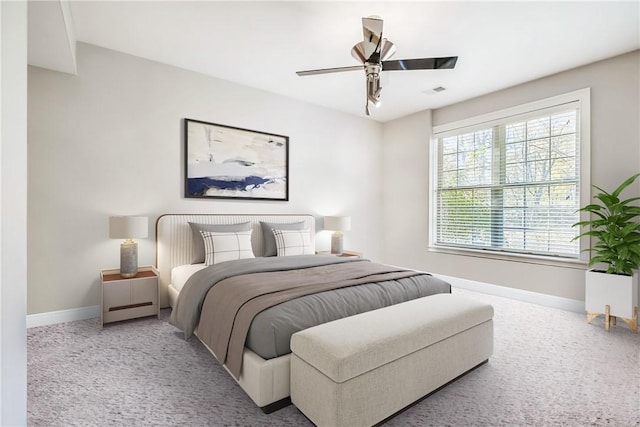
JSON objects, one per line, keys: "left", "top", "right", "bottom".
{"left": 436, "top": 274, "right": 585, "bottom": 313}
{"left": 27, "top": 305, "right": 100, "bottom": 329}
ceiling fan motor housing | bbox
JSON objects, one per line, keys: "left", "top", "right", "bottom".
{"left": 365, "top": 63, "right": 382, "bottom": 107}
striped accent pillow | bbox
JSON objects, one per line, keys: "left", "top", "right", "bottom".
{"left": 272, "top": 229, "right": 313, "bottom": 256}
{"left": 200, "top": 230, "right": 254, "bottom": 266}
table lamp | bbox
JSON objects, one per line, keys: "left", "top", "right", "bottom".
{"left": 324, "top": 216, "right": 351, "bottom": 254}
{"left": 109, "top": 216, "right": 148, "bottom": 278}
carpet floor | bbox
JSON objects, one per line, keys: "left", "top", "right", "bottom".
{"left": 28, "top": 288, "right": 640, "bottom": 426}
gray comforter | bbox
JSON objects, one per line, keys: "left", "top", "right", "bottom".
{"left": 170, "top": 255, "right": 451, "bottom": 362}
{"left": 247, "top": 274, "right": 450, "bottom": 359}
{"left": 170, "top": 255, "right": 363, "bottom": 338}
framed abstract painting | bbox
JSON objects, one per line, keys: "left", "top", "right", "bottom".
{"left": 184, "top": 118, "right": 289, "bottom": 201}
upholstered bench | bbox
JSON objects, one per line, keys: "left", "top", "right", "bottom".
{"left": 290, "top": 293, "right": 494, "bottom": 427}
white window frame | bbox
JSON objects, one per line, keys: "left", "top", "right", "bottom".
{"left": 429, "top": 88, "right": 591, "bottom": 266}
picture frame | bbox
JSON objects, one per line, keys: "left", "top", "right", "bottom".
{"left": 184, "top": 118, "right": 289, "bottom": 201}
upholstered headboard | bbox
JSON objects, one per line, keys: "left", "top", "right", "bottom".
{"left": 155, "top": 214, "right": 316, "bottom": 307}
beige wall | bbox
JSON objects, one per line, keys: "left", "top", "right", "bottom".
{"left": 382, "top": 50, "right": 640, "bottom": 304}
{"left": 381, "top": 110, "right": 432, "bottom": 268}
{"left": 27, "top": 43, "right": 640, "bottom": 315}
{"left": 27, "top": 43, "right": 383, "bottom": 315}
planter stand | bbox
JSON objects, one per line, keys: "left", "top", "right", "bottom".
{"left": 587, "top": 305, "right": 638, "bottom": 333}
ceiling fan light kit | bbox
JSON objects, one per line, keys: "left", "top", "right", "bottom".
{"left": 296, "top": 16, "right": 458, "bottom": 116}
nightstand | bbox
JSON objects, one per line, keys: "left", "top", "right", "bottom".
{"left": 100, "top": 265, "right": 159, "bottom": 327}
{"left": 316, "top": 250, "right": 362, "bottom": 258}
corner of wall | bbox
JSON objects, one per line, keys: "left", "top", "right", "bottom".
{"left": 1, "top": 1, "right": 28, "bottom": 425}
{"left": 380, "top": 109, "right": 432, "bottom": 265}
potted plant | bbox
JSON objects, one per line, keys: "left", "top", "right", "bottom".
{"left": 573, "top": 172, "right": 640, "bottom": 332}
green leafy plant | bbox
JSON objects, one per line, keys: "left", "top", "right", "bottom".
{"left": 572, "top": 173, "right": 640, "bottom": 275}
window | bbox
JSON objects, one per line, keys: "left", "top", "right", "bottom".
{"left": 431, "top": 89, "right": 590, "bottom": 260}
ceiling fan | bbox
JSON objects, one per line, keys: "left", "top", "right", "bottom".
{"left": 296, "top": 16, "right": 458, "bottom": 116}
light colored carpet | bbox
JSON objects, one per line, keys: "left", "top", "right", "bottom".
{"left": 28, "top": 288, "right": 640, "bottom": 426}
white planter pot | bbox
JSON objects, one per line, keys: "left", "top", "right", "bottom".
{"left": 585, "top": 269, "right": 638, "bottom": 319}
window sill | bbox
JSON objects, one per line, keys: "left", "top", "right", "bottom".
{"left": 428, "top": 246, "right": 589, "bottom": 270}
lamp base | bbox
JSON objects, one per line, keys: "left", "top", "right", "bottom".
{"left": 331, "top": 232, "right": 343, "bottom": 254}
{"left": 120, "top": 240, "right": 138, "bottom": 278}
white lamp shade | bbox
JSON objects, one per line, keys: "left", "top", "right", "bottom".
{"left": 109, "top": 216, "right": 148, "bottom": 239}
{"left": 324, "top": 216, "right": 351, "bottom": 232}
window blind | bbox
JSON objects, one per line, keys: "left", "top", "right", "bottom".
{"left": 433, "top": 103, "right": 581, "bottom": 258}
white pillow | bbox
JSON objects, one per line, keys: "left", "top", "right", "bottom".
{"left": 272, "top": 229, "right": 314, "bottom": 256}
{"left": 200, "top": 230, "right": 254, "bottom": 266}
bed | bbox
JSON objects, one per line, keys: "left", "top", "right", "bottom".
{"left": 156, "top": 214, "right": 451, "bottom": 412}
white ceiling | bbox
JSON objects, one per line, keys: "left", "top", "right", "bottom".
{"left": 29, "top": 1, "right": 640, "bottom": 122}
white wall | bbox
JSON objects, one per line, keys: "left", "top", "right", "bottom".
{"left": 382, "top": 50, "right": 640, "bottom": 305}
{"left": 1, "top": 1, "right": 28, "bottom": 425}
{"left": 28, "top": 43, "right": 383, "bottom": 315}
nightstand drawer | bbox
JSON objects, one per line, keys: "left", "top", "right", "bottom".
{"left": 103, "top": 281, "right": 132, "bottom": 311}
{"left": 132, "top": 277, "right": 158, "bottom": 305}
{"left": 100, "top": 266, "right": 159, "bottom": 327}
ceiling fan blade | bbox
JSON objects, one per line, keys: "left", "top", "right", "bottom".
{"left": 380, "top": 39, "right": 396, "bottom": 61}
{"left": 296, "top": 65, "right": 363, "bottom": 76}
{"left": 382, "top": 56, "right": 458, "bottom": 71}
{"left": 351, "top": 43, "right": 367, "bottom": 64}
{"left": 362, "top": 16, "right": 383, "bottom": 61}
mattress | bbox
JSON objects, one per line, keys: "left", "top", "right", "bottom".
{"left": 171, "top": 264, "right": 207, "bottom": 292}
